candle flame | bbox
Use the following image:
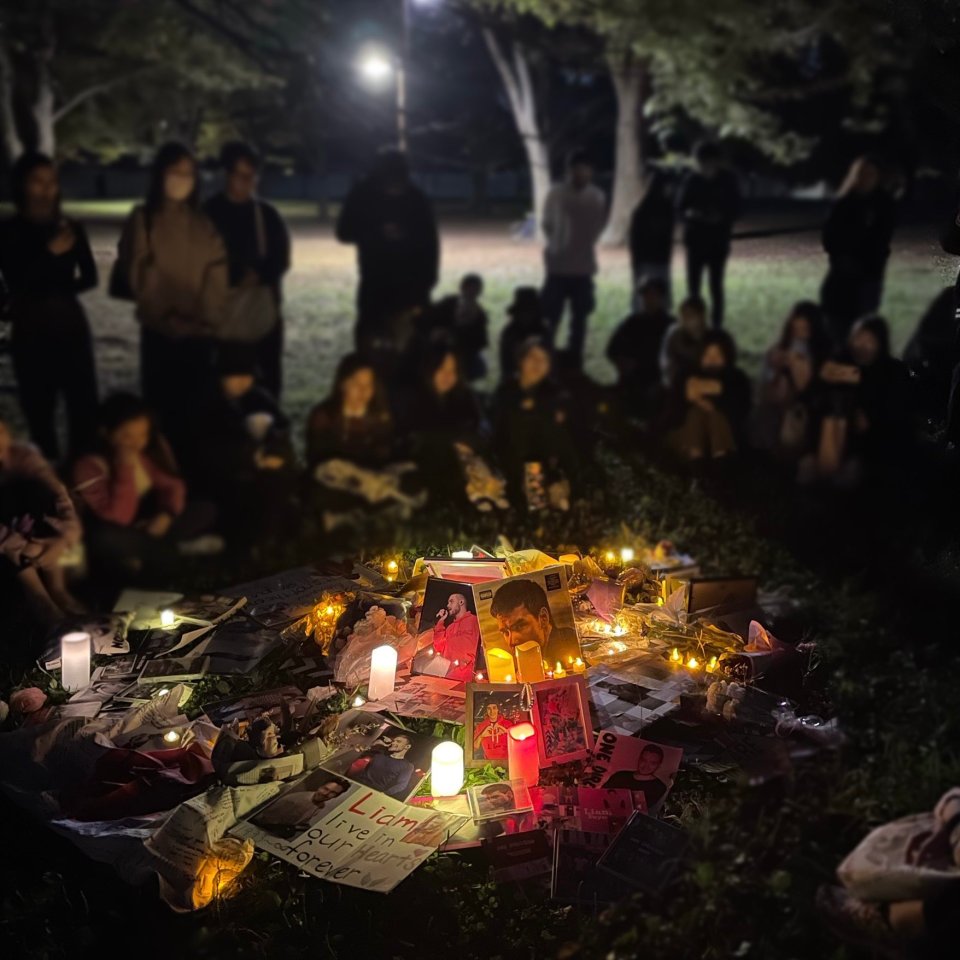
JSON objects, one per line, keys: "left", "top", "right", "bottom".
{"left": 387, "top": 560, "right": 398, "bottom": 571}
{"left": 706, "top": 656, "right": 718, "bottom": 673}
{"left": 670, "top": 647, "right": 681, "bottom": 662}
{"left": 687, "top": 657, "right": 700, "bottom": 669}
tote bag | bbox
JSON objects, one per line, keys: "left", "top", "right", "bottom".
{"left": 219, "top": 203, "right": 278, "bottom": 343}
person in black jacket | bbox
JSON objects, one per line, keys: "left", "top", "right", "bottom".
{"left": 676, "top": 141, "right": 741, "bottom": 328}
{"left": 190, "top": 343, "right": 296, "bottom": 547}
{"left": 663, "top": 329, "right": 752, "bottom": 461}
{"left": 820, "top": 155, "right": 898, "bottom": 343}
{"left": 938, "top": 208, "right": 960, "bottom": 446}
{"left": 0, "top": 152, "right": 98, "bottom": 460}
{"left": 494, "top": 339, "right": 579, "bottom": 510}
{"left": 499, "top": 287, "right": 551, "bottom": 381}
{"left": 629, "top": 168, "right": 675, "bottom": 310}
{"left": 416, "top": 274, "right": 489, "bottom": 382}
{"left": 606, "top": 276, "right": 674, "bottom": 417}
{"left": 205, "top": 142, "right": 291, "bottom": 399}
{"left": 336, "top": 149, "right": 440, "bottom": 357}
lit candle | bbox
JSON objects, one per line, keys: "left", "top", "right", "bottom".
{"left": 367, "top": 645, "right": 398, "bottom": 701}
{"left": 553, "top": 660, "right": 567, "bottom": 679}
{"left": 670, "top": 647, "right": 682, "bottom": 663}
{"left": 60, "top": 631, "right": 91, "bottom": 692}
{"left": 160, "top": 609, "right": 176, "bottom": 628}
{"left": 508, "top": 722, "right": 540, "bottom": 787}
{"left": 687, "top": 656, "right": 700, "bottom": 670}
{"left": 352, "top": 694, "right": 366, "bottom": 708}
{"left": 604, "top": 550, "right": 617, "bottom": 564}
{"left": 706, "top": 656, "right": 718, "bottom": 673}
{"left": 515, "top": 641, "right": 545, "bottom": 683}
{"left": 573, "top": 658, "right": 586, "bottom": 674}
{"left": 163, "top": 730, "right": 181, "bottom": 744}
{"left": 485, "top": 647, "right": 515, "bottom": 684}
{"left": 451, "top": 550, "right": 473, "bottom": 559}
{"left": 431, "top": 741, "right": 464, "bottom": 797}
{"left": 620, "top": 547, "right": 635, "bottom": 563}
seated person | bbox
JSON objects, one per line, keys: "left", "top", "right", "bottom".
{"left": 72, "top": 393, "right": 218, "bottom": 583}
{"left": 305, "top": 354, "right": 424, "bottom": 526}
{"left": 0, "top": 418, "right": 84, "bottom": 627}
{"left": 418, "top": 274, "right": 489, "bottom": 381}
{"left": 802, "top": 315, "right": 913, "bottom": 485}
{"left": 190, "top": 343, "right": 297, "bottom": 547}
{"left": 660, "top": 295, "right": 708, "bottom": 387}
{"left": 606, "top": 276, "right": 675, "bottom": 417}
{"left": 662, "top": 330, "right": 752, "bottom": 461}
{"left": 399, "top": 345, "right": 507, "bottom": 511}
{"left": 753, "top": 301, "right": 830, "bottom": 459}
{"left": 493, "top": 338, "right": 580, "bottom": 510}
{"left": 499, "top": 286, "right": 552, "bottom": 381}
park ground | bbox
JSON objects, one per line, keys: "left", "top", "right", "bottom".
{"left": 0, "top": 207, "right": 958, "bottom": 959}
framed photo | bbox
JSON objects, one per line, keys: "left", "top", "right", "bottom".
{"left": 465, "top": 682, "right": 531, "bottom": 768}
{"left": 425, "top": 557, "right": 509, "bottom": 584}
{"left": 412, "top": 578, "right": 481, "bottom": 682}
{"left": 467, "top": 778, "right": 533, "bottom": 822}
{"left": 472, "top": 567, "right": 580, "bottom": 682}
{"left": 530, "top": 676, "right": 592, "bottom": 766}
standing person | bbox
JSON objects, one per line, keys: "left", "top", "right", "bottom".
{"left": 336, "top": 148, "right": 439, "bottom": 358}
{"left": 629, "top": 168, "right": 675, "bottom": 310}
{"left": 541, "top": 150, "right": 607, "bottom": 366}
{"left": 676, "top": 141, "right": 741, "bottom": 328}
{"left": 0, "top": 152, "right": 98, "bottom": 461}
{"left": 820, "top": 155, "right": 897, "bottom": 343}
{"left": 115, "top": 142, "right": 228, "bottom": 457}
{"left": 431, "top": 592, "right": 481, "bottom": 681}
{"left": 204, "top": 142, "right": 291, "bottom": 399}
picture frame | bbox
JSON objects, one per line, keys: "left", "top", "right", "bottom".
{"left": 464, "top": 682, "right": 532, "bottom": 768}
{"left": 530, "top": 675, "right": 592, "bottom": 766}
{"left": 472, "top": 567, "right": 580, "bottom": 684}
{"left": 424, "top": 557, "right": 509, "bottom": 584}
{"left": 412, "top": 577, "right": 481, "bottom": 682}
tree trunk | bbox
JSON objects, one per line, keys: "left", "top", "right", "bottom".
{"left": 0, "top": 35, "right": 23, "bottom": 163}
{"left": 602, "top": 51, "right": 648, "bottom": 247}
{"left": 482, "top": 27, "right": 550, "bottom": 238}
{"left": 32, "top": 10, "right": 56, "bottom": 156}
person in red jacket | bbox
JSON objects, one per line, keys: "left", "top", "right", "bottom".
{"left": 72, "top": 393, "right": 218, "bottom": 583}
{"left": 431, "top": 591, "right": 481, "bottom": 681}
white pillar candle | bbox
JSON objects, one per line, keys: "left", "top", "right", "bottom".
{"left": 60, "top": 631, "right": 91, "bottom": 692}
{"left": 431, "top": 741, "right": 464, "bottom": 796}
{"left": 367, "top": 644, "right": 398, "bottom": 701}
{"left": 451, "top": 550, "right": 473, "bottom": 559}
{"left": 508, "top": 722, "right": 540, "bottom": 787}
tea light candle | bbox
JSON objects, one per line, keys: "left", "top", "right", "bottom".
{"left": 451, "top": 550, "right": 473, "bottom": 559}
{"left": 431, "top": 741, "right": 464, "bottom": 797}
{"left": 553, "top": 660, "right": 567, "bottom": 679}
{"left": 620, "top": 547, "right": 635, "bottom": 563}
{"left": 486, "top": 647, "right": 514, "bottom": 684}
{"left": 367, "top": 645, "right": 398, "bottom": 701}
{"left": 160, "top": 609, "right": 176, "bottom": 628}
{"left": 163, "top": 730, "right": 181, "bottom": 744}
{"left": 60, "top": 631, "right": 91, "bottom": 692}
{"left": 515, "top": 641, "right": 545, "bottom": 683}
{"left": 352, "top": 694, "right": 366, "bottom": 708}
{"left": 508, "top": 723, "right": 540, "bottom": 787}
{"left": 572, "top": 657, "right": 586, "bottom": 674}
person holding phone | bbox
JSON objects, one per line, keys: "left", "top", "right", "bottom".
{"left": 0, "top": 153, "right": 98, "bottom": 461}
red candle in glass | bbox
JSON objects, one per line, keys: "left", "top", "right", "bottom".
{"left": 507, "top": 722, "right": 540, "bottom": 787}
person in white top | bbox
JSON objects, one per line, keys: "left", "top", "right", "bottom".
{"left": 540, "top": 151, "right": 607, "bottom": 367}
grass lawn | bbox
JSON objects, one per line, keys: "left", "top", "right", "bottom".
{"left": 0, "top": 213, "right": 956, "bottom": 960}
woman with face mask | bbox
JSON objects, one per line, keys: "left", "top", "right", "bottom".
{"left": 115, "top": 142, "right": 228, "bottom": 461}
{"left": 0, "top": 153, "right": 99, "bottom": 461}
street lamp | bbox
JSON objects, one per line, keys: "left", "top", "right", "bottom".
{"left": 358, "top": 45, "right": 394, "bottom": 85}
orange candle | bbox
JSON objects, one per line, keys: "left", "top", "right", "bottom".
{"left": 508, "top": 722, "right": 540, "bottom": 787}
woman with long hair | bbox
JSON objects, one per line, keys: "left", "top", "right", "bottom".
{"left": 0, "top": 152, "right": 98, "bottom": 460}
{"left": 115, "top": 142, "right": 228, "bottom": 456}
{"left": 820, "top": 155, "right": 898, "bottom": 342}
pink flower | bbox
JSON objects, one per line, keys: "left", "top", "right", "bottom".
{"left": 10, "top": 687, "right": 47, "bottom": 715}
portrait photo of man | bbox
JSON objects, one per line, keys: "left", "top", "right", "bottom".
{"left": 472, "top": 700, "right": 515, "bottom": 762}
{"left": 603, "top": 744, "right": 669, "bottom": 811}
{"left": 432, "top": 591, "right": 480, "bottom": 681}
{"left": 251, "top": 771, "right": 350, "bottom": 839}
{"left": 488, "top": 576, "right": 580, "bottom": 668}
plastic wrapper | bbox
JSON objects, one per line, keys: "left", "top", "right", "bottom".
{"left": 330, "top": 594, "right": 416, "bottom": 686}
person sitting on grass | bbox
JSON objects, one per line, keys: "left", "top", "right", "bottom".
{"left": 753, "top": 300, "right": 831, "bottom": 460}
{"left": 399, "top": 345, "right": 507, "bottom": 512}
{"left": 662, "top": 329, "right": 752, "bottom": 462}
{"left": 418, "top": 273, "right": 489, "bottom": 382}
{"left": 0, "top": 417, "right": 84, "bottom": 627}
{"left": 72, "top": 393, "right": 219, "bottom": 585}
{"left": 499, "top": 286, "right": 552, "bottom": 382}
{"left": 305, "top": 354, "right": 424, "bottom": 528}
{"left": 659, "top": 295, "right": 709, "bottom": 387}
{"left": 189, "top": 343, "right": 298, "bottom": 549}
{"left": 801, "top": 315, "right": 913, "bottom": 486}
{"left": 493, "top": 338, "right": 580, "bottom": 511}
{"left": 606, "top": 276, "right": 675, "bottom": 418}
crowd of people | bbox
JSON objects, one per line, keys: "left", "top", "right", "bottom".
{"left": 0, "top": 137, "right": 950, "bottom": 629}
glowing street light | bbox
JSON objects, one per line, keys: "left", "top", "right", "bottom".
{"left": 357, "top": 45, "right": 394, "bottom": 85}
